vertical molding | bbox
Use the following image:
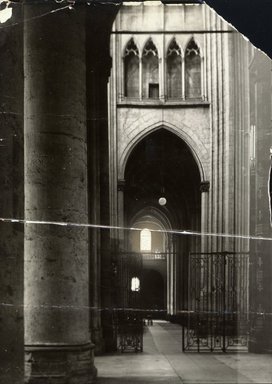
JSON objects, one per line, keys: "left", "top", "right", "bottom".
{"left": 206, "top": 6, "right": 213, "bottom": 254}
{"left": 200, "top": 182, "right": 210, "bottom": 253}
{"left": 139, "top": 56, "right": 143, "bottom": 101}
{"left": 218, "top": 18, "right": 224, "bottom": 251}
{"left": 211, "top": 9, "right": 219, "bottom": 252}
{"left": 203, "top": 4, "right": 208, "bottom": 101}
{"left": 181, "top": 55, "right": 185, "bottom": 100}
{"left": 121, "top": 57, "right": 125, "bottom": 100}
{"left": 117, "top": 179, "right": 125, "bottom": 248}
{"left": 222, "top": 26, "right": 232, "bottom": 251}
{"left": 161, "top": 5, "right": 165, "bottom": 100}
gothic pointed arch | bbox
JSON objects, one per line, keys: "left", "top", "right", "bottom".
{"left": 119, "top": 122, "right": 207, "bottom": 182}
{"left": 167, "top": 38, "right": 182, "bottom": 99}
{"left": 185, "top": 38, "right": 201, "bottom": 99}
{"left": 124, "top": 38, "right": 140, "bottom": 98}
{"left": 142, "top": 38, "right": 159, "bottom": 99}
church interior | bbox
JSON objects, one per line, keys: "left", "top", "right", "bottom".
{"left": 0, "top": 0, "right": 272, "bottom": 383}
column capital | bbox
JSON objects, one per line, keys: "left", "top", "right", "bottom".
{"left": 200, "top": 180, "right": 210, "bottom": 193}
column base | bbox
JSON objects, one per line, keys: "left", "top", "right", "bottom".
{"left": 25, "top": 343, "right": 97, "bottom": 384}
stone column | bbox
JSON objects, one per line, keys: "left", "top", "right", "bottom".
{"left": 0, "top": 5, "right": 24, "bottom": 384}
{"left": 24, "top": 2, "right": 96, "bottom": 382}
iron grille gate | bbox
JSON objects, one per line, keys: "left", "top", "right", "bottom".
{"left": 183, "top": 252, "right": 249, "bottom": 352}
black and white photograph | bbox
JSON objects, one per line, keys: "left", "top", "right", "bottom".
{"left": 1, "top": 0, "right": 272, "bottom": 383}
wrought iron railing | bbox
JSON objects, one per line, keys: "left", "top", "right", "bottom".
{"left": 183, "top": 252, "right": 249, "bottom": 352}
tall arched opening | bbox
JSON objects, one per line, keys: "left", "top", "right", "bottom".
{"left": 123, "top": 128, "right": 202, "bottom": 319}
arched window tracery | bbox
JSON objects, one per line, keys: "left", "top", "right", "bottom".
{"left": 142, "top": 39, "right": 159, "bottom": 99}
{"left": 185, "top": 39, "right": 201, "bottom": 99}
{"left": 124, "top": 38, "right": 139, "bottom": 98}
{"left": 167, "top": 39, "right": 182, "bottom": 99}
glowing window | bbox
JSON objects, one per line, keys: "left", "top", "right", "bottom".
{"left": 140, "top": 228, "right": 151, "bottom": 251}
{"left": 185, "top": 39, "right": 201, "bottom": 99}
{"left": 131, "top": 277, "right": 140, "bottom": 292}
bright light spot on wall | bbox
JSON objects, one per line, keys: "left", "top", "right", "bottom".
{"left": 0, "top": 1, "right": 12, "bottom": 23}
{"left": 123, "top": 1, "right": 141, "bottom": 6}
{"left": 131, "top": 277, "right": 140, "bottom": 292}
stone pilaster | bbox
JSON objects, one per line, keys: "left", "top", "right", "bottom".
{"left": 24, "top": 2, "right": 96, "bottom": 382}
{"left": 248, "top": 51, "right": 272, "bottom": 353}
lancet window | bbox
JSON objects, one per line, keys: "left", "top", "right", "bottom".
{"left": 142, "top": 39, "right": 159, "bottom": 99}
{"left": 124, "top": 38, "right": 140, "bottom": 98}
{"left": 185, "top": 39, "right": 201, "bottom": 99}
{"left": 167, "top": 39, "right": 182, "bottom": 99}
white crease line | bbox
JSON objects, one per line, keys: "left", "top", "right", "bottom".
{"left": 0, "top": 303, "right": 270, "bottom": 317}
{"left": 0, "top": 216, "right": 272, "bottom": 242}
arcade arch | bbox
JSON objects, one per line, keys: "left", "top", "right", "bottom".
{"left": 118, "top": 121, "right": 208, "bottom": 182}
{"left": 119, "top": 128, "right": 203, "bottom": 317}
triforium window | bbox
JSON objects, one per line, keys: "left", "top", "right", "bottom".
{"left": 124, "top": 38, "right": 140, "bottom": 98}
{"left": 167, "top": 39, "right": 182, "bottom": 99}
{"left": 185, "top": 39, "right": 201, "bottom": 99}
{"left": 140, "top": 228, "right": 151, "bottom": 251}
{"left": 142, "top": 39, "right": 159, "bottom": 99}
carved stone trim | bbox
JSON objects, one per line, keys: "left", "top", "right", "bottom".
{"left": 200, "top": 180, "right": 210, "bottom": 193}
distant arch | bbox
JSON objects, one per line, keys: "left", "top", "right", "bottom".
{"left": 131, "top": 206, "right": 173, "bottom": 232}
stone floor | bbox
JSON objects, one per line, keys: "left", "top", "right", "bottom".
{"left": 96, "top": 321, "right": 272, "bottom": 384}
